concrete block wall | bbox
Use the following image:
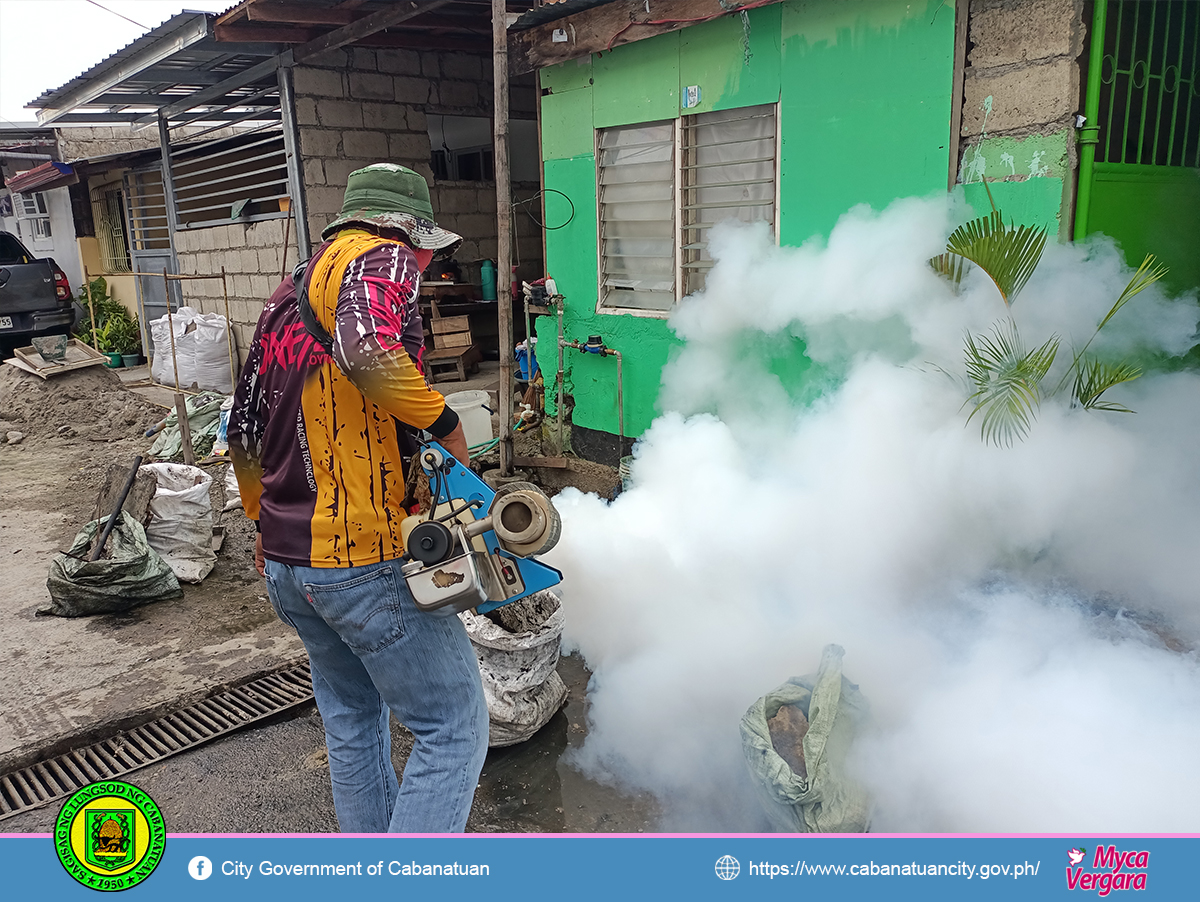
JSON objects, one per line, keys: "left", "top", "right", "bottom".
{"left": 294, "top": 48, "right": 542, "bottom": 288}
{"left": 173, "top": 218, "right": 298, "bottom": 364}
{"left": 55, "top": 124, "right": 250, "bottom": 161}
{"left": 957, "top": 0, "right": 1088, "bottom": 233}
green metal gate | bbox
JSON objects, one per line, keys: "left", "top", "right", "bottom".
{"left": 1075, "top": 0, "right": 1200, "bottom": 295}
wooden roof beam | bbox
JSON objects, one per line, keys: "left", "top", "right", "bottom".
{"left": 508, "top": 0, "right": 782, "bottom": 75}
{"left": 293, "top": 0, "right": 455, "bottom": 63}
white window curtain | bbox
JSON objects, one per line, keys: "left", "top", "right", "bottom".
{"left": 597, "top": 120, "right": 676, "bottom": 311}
{"left": 681, "top": 104, "right": 776, "bottom": 296}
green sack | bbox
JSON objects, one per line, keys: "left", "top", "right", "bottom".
{"left": 740, "top": 644, "right": 871, "bottom": 833}
{"left": 43, "top": 512, "right": 183, "bottom": 616}
{"left": 148, "top": 392, "right": 225, "bottom": 461}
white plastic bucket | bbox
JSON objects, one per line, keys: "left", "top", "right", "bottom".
{"left": 445, "top": 390, "right": 494, "bottom": 450}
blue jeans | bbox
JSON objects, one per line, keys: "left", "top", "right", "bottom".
{"left": 264, "top": 557, "right": 488, "bottom": 833}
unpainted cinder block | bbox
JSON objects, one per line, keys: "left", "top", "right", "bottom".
{"left": 317, "top": 99, "right": 364, "bottom": 129}
{"left": 439, "top": 81, "right": 480, "bottom": 110}
{"left": 962, "top": 58, "right": 1076, "bottom": 136}
{"left": 343, "top": 130, "right": 389, "bottom": 159}
{"left": 349, "top": 71, "right": 394, "bottom": 101}
{"left": 441, "top": 53, "right": 483, "bottom": 81}
{"left": 377, "top": 49, "right": 421, "bottom": 76}
{"left": 293, "top": 67, "right": 344, "bottom": 98}
{"left": 388, "top": 131, "right": 432, "bottom": 162}
{"left": 968, "top": 0, "right": 1081, "bottom": 69}
{"left": 300, "top": 128, "right": 341, "bottom": 157}
{"left": 295, "top": 97, "right": 319, "bottom": 126}
{"left": 393, "top": 76, "right": 432, "bottom": 104}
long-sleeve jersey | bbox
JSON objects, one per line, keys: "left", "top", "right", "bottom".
{"left": 227, "top": 230, "right": 459, "bottom": 568}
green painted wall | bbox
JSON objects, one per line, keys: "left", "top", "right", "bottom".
{"left": 538, "top": 0, "right": 957, "bottom": 444}
{"left": 778, "top": 0, "right": 956, "bottom": 244}
{"left": 957, "top": 130, "right": 1072, "bottom": 234}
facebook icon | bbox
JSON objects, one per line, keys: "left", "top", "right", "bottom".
{"left": 189, "top": 856, "right": 213, "bottom": 880}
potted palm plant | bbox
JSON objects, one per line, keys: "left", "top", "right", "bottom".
{"left": 94, "top": 319, "right": 123, "bottom": 367}
{"left": 113, "top": 316, "right": 143, "bottom": 367}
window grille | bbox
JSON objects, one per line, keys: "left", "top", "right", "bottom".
{"left": 90, "top": 185, "right": 132, "bottom": 273}
{"left": 1096, "top": 0, "right": 1200, "bottom": 167}
{"left": 597, "top": 120, "right": 676, "bottom": 311}
{"left": 123, "top": 170, "right": 171, "bottom": 252}
{"left": 15, "top": 191, "right": 51, "bottom": 246}
{"left": 18, "top": 192, "right": 48, "bottom": 216}
{"left": 680, "top": 104, "right": 777, "bottom": 295}
{"left": 170, "top": 129, "right": 289, "bottom": 228}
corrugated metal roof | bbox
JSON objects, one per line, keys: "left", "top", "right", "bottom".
{"left": 4, "top": 161, "right": 77, "bottom": 193}
{"left": 28, "top": 12, "right": 220, "bottom": 111}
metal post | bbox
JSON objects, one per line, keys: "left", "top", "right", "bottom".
{"left": 221, "top": 267, "right": 237, "bottom": 390}
{"left": 157, "top": 113, "right": 182, "bottom": 303}
{"left": 493, "top": 0, "right": 514, "bottom": 474}
{"left": 277, "top": 53, "right": 311, "bottom": 260}
{"left": 1074, "top": 0, "right": 1108, "bottom": 242}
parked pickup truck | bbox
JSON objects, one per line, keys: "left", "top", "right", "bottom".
{"left": 0, "top": 230, "right": 75, "bottom": 350}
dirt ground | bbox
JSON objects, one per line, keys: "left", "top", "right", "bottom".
{"left": 0, "top": 364, "right": 303, "bottom": 771}
{"left": 0, "top": 361, "right": 621, "bottom": 782}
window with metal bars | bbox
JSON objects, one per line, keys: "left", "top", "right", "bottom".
{"left": 90, "top": 184, "right": 132, "bottom": 273}
{"left": 1095, "top": 0, "right": 1200, "bottom": 167}
{"left": 170, "top": 129, "right": 290, "bottom": 228}
{"left": 597, "top": 105, "right": 778, "bottom": 312}
{"left": 681, "top": 104, "right": 777, "bottom": 296}
{"left": 597, "top": 120, "right": 677, "bottom": 311}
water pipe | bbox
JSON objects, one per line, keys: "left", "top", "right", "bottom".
{"left": 555, "top": 295, "right": 566, "bottom": 453}
{"left": 561, "top": 335, "right": 624, "bottom": 460}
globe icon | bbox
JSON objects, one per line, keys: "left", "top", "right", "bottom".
{"left": 715, "top": 855, "right": 740, "bottom": 880}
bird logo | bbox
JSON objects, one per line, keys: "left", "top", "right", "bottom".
{"left": 1068, "top": 848, "right": 1087, "bottom": 866}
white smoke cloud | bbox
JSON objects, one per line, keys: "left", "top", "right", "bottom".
{"left": 546, "top": 195, "right": 1200, "bottom": 832}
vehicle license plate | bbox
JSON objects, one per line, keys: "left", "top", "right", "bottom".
{"left": 0, "top": 316, "right": 13, "bottom": 329}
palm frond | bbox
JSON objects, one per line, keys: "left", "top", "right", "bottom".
{"left": 929, "top": 252, "right": 969, "bottom": 292}
{"left": 1097, "top": 253, "right": 1169, "bottom": 331}
{"left": 964, "top": 320, "right": 1059, "bottom": 446}
{"left": 1072, "top": 357, "right": 1142, "bottom": 412}
{"left": 1052, "top": 253, "right": 1168, "bottom": 395}
{"left": 945, "top": 211, "right": 1048, "bottom": 305}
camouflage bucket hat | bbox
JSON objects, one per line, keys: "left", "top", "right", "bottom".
{"left": 321, "top": 163, "right": 462, "bottom": 254}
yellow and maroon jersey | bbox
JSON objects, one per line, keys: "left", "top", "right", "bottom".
{"left": 228, "top": 230, "right": 459, "bottom": 567}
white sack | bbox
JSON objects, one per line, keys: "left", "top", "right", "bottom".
{"left": 150, "top": 307, "right": 194, "bottom": 388}
{"left": 223, "top": 461, "right": 242, "bottom": 512}
{"left": 142, "top": 462, "right": 216, "bottom": 583}
{"left": 459, "top": 592, "right": 568, "bottom": 747}
{"left": 150, "top": 307, "right": 233, "bottom": 393}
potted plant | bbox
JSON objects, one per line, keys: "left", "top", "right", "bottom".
{"left": 93, "top": 319, "right": 123, "bottom": 367}
{"left": 113, "top": 315, "right": 143, "bottom": 367}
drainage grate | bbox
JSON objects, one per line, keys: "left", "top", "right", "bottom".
{"left": 0, "top": 662, "right": 313, "bottom": 821}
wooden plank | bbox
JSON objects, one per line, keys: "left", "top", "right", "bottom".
{"left": 431, "top": 315, "right": 471, "bottom": 334}
{"left": 948, "top": 0, "right": 969, "bottom": 190}
{"left": 433, "top": 331, "right": 473, "bottom": 349}
{"left": 509, "top": 0, "right": 784, "bottom": 76}
{"left": 248, "top": 2, "right": 361, "bottom": 26}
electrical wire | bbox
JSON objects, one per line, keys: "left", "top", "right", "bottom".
{"left": 84, "top": 0, "right": 147, "bottom": 29}
{"left": 512, "top": 188, "right": 575, "bottom": 231}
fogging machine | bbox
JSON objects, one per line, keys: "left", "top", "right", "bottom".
{"left": 400, "top": 443, "right": 563, "bottom": 615}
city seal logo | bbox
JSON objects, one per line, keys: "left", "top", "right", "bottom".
{"left": 54, "top": 781, "right": 165, "bottom": 891}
